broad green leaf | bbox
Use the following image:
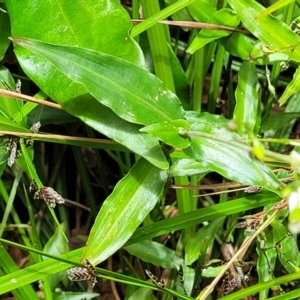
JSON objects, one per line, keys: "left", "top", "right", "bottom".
{"left": 0, "top": 6, "right": 10, "bottom": 61}
{"left": 170, "top": 158, "right": 208, "bottom": 177}
{"left": 220, "top": 33, "right": 254, "bottom": 61}
{"left": 187, "top": 8, "right": 240, "bottom": 54}
{"left": 278, "top": 65, "right": 300, "bottom": 106}
{"left": 234, "top": 62, "right": 259, "bottom": 137}
{"left": 124, "top": 240, "right": 184, "bottom": 269}
{"left": 185, "top": 111, "right": 230, "bottom": 127}
{"left": 0, "top": 193, "right": 280, "bottom": 295}
{"left": 63, "top": 98, "right": 169, "bottom": 169}
{"left": 12, "top": 40, "right": 171, "bottom": 169}
{"left": 227, "top": 0, "right": 300, "bottom": 63}
{"left": 140, "top": 119, "right": 190, "bottom": 148}
{"left": 183, "top": 122, "right": 282, "bottom": 194}
{"left": 12, "top": 38, "right": 184, "bottom": 127}
{"left": 6, "top": 0, "right": 143, "bottom": 65}
{"left": 81, "top": 158, "right": 169, "bottom": 265}
{"left": 5, "top": 1, "right": 170, "bottom": 167}
{"left": 187, "top": 0, "right": 216, "bottom": 22}
{"left": 260, "top": 112, "right": 300, "bottom": 132}
{"left": 27, "top": 106, "right": 76, "bottom": 126}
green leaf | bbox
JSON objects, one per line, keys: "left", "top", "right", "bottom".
{"left": 187, "top": 0, "right": 216, "bottom": 22}
{"left": 0, "top": 67, "right": 22, "bottom": 120}
{"left": 140, "top": 119, "right": 190, "bottom": 148}
{"left": 260, "top": 112, "right": 300, "bottom": 132}
{"left": 227, "top": 0, "right": 300, "bottom": 63}
{"left": 81, "top": 158, "right": 168, "bottom": 265}
{"left": 128, "top": 288, "right": 157, "bottom": 300}
{"left": 124, "top": 240, "right": 184, "bottom": 269}
{"left": 233, "top": 62, "right": 259, "bottom": 137}
{"left": 183, "top": 120, "right": 282, "bottom": 194}
{"left": 185, "top": 219, "right": 224, "bottom": 265}
{"left": 12, "top": 38, "right": 185, "bottom": 127}
{"left": 5, "top": 1, "right": 171, "bottom": 168}
{"left": 0, "top": 193, "right": 280, "bottom": 295}
{"left": 0, "top": 247, "right": 84, "bottom": 295}
{"left": 43, "top": 223, "right": 69, "bottom": 291}
{"left": 278, "top": 65, "right": 300, "bottom": 106}
{"left": 0, "top": 115, "right": 30, "bottom": 132}
{"left": 129, "top": 191, "right": 280, "bottom": 244}
{"left": 170, "top": 158, "right": 208, "bottom": 177}
{"left": 220, "top": 33, "right": 254, "bottom": 60}
{"left": 0, "top": 6, "right": 10, "bottom": 61}
{"left": 6, "top": 0, "right": 143, "bottom": 65}
{"left": 187, "top": 8, "right": 240, "bottom": 54}
{"left": 165, "top": 0, "right": 193, "bottom": 23}
{"left": 63, "top": 98, "right": 169, "bottom": 169}
{"left": 0, "top": 244, "right": 39, "bottom": 299}
{"left": 185, "top": 110, "right": 230, "bottom": 127}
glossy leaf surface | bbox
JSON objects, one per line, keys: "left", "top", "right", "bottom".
{"left": 187, "top": 8, "right": 240, "bottom": 54}
{"left": 184, "top": 114, "right": 282, "bottom": 194}
{"left": 140, "top": 119, "right": 190, "bottom": 148}
{"left": 12, "top": 38, "right": 184, "bottom": 127}
{"left": 170, "top": 158, "right": 208, "bottom": 177}
{"left": 187, "top": 0, "right": 216, "bottom": 22}
{"left": 5, "top": 1, "right": 171, "bottom": 168}
{"left": 81, "top": 158, "right": 168, "bottom": 265}
{"left": 12, "top": 38, "right": 173, "bottom": 168}
{"left": 124, "top": 240, "right": 183, "bottom": 268}
{"left": 228, "top": 0, "right": 300, "bottom": 63}
{"left": 234, "top": 61, "right": 258, "bottom": 136}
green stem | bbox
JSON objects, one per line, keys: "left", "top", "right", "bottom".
{"left": 139, "top": 0, "right": 175, "bottom": 91}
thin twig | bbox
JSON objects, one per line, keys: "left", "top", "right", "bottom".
{"left": 0, "top": 131, "right": 118, "bottom": 145}
{"left": 132, "top": 19, "right": 248, "bottom": 34}
{"left": 0, "top": 89, "right": 62, "bottom": 109}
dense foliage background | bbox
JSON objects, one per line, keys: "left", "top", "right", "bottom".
{"left": 1, "top": 0, "right": 300, "bottom": 299}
